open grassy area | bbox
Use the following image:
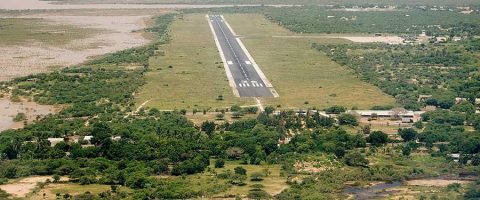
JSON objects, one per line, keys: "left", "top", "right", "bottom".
{"left": 26, "top": 183, "right": 131, "bottom": 200}
{"left": 0, "top": 18, "right": 99, "bottom": 46}
{"left": 224, "top": 14, "right": 395, "bottom": 109}
{"left": 212, "top": 160, "right": 287, "bottom": 196}
{"left": 137, "top": 14, "right": 253, "bottom": 110}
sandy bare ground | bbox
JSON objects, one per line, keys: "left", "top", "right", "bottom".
{"left": 0, "top": 176, "right": 68, "bottom": 198}
{"left": 0, "top": 0, "right": 260, "bottom": 10}
{"left": 0, "top": 98, "right": 54, "bottom": 132}
{"left": 0, "top": 15, "right": 150, "bottom": 81}
{"left": 406, "top": 179, "right": 471, "bottom": 187}
{"left": 273, "top": 35, "right": 404, "bottom": 44}
{"left": 340, "top": 36, "right": 404, "bottom": 44}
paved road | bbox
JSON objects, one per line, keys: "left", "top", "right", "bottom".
{"left": 209, "top": 15, "right": 276, "bottom": 98}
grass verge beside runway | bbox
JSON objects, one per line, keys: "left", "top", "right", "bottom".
{"left": 137, "top": 14, "right": 254, "bottom": 110}
{"left": 224, "top": 14, "right": 395, "bottom": 109}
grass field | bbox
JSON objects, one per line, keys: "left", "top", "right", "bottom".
{"left": 137, "top": 14, "right": 254, "bottom": 110}
{"left": 26, "top": 183, "right": 131, "bottom": 200}
{"left": 0, "top": 18, "right": 98, "bottom": 46}
{"left": 138, "top": 13, "right": 394, "bottom": 110}
{"left": 224, "top": 14, "right": 395, "bottom": 109}
{"left": 175, "top": 160, "right": 287, "bottom": 197}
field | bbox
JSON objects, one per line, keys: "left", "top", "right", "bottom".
{"left": 137, "top": 14, "right": 254, "bottom": 110}
{"left": 26, "top": 183, "right": 132, "bottom": 200}
{"left": 169, "top": 160, "right": 288, "bottom": 197}
{"left": 224, "top": 14, "right": 395, "bottom": 109}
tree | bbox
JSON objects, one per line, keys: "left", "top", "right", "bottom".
{"left": 344, "top": 151, "right": 368, "bottom": 167}
{"left": 325, "top": 105, "right": 346, "bottom": 114}
{"left": 337, "top": 114, "right": 358, "bottom": 126}
{"left": 215, "top": 159, "right": 225, "bottom": 168}
{"left": 402, "top": 145, "right": 412, "bottom": 156}
{"left": 234, "top": 167, "right": 246, "bottom": 175}
{"left": 53, "top": 175, "right": 61, "bottom": 183}
{"left": 201, "top": 121, "right": 215, "bottom": 136}
{"left": 367, "top": 131, "right": 389, "bottom": 147}
{"left": 230, "top": 105, "right": 242, "bottom": 112}
{"left": 264, "top": 106, "right": 275, "bottom": 115}
{"left": 399, "top": 128, "right": 417, "bottom": 142}
{"left": 226, "top": 147, "right": 244, "bottom": 159}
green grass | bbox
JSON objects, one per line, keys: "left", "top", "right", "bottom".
{"left": 160, "top": 160, "right": 288, "bottom": 197}
{"left": 26, "top": 183, "right": 132, "bottom": 200}
{"left": 224, "top": 14, "right": 395, "bottom": 109}
{"left": 211, "top": 160, "right": 287, "bottom": 196}
{"left": 0, "top": 18, "right": 100, "bottom": 46}
{"left": 137, "top": 14, "right": 254, "bottom": 110}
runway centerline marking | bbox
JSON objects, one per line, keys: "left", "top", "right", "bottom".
{"left": 212, "top": 15, "right": 249, "bottom": 80}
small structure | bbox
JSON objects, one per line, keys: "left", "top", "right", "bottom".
{"left": 83, "top": 135, "right": 93, "bottom": 142}
{"left": 435, "top": 36, "right": 448, "bottom": 43}
{"left": 417, "top": 95, "right": 432, "bottom": 102}
{"left": 111, "top": 136, "right": 122, "bottom": 141}
{"left": 449, "top": 153, "right": 460, "bottom": 162}
{"left": 348, "top": 109, "right": 424, "bottom": 122}
{"left": 47, "top": 138, "right": 65, "bottom": 147}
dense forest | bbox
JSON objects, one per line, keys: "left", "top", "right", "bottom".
{"left": 313, "top": 40, "right": 480, "bottom": 110}
{"left": 263, "top": 6, "right": 480, "bottom": 35}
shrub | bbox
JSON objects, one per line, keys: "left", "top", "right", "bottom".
{"left": 337, "top": 114, "right": 358, "bottom": 126}
{"left": 214, "top": 159, "right": 225, "bottom": 168}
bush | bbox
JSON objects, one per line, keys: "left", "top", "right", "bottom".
{"left": 250, "top": 172, "right": 264, "bottom": 181}
{"left": 214, "top": 159, "right": 225, "bottom": 168}
{"left": 13, "top": 113, "right": 26, "bottom": 122}
{"left": 234, "top": 167, "right": 246, "bottom": 175}
{"left": 325, "top": 106, "right": 346, "bottom": 114}
{"left": 344, "top": 151, "right": 368, "bottom": 167}
{"left": 337, "top": 114, "right": 358, "bottom": 126}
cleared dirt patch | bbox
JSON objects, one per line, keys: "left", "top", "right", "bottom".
{"left": 406, "top": 179, "right": 471, "bottom": 187}
{"left": 0, "top": 176, "right": 67, "bottom": 198}
{"left": 0, "top": 98, "right": 54, "bottom": 132}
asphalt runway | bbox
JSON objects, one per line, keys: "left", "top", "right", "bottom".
{"left": 209, "top": 15, "right": 276, "bottom": 98}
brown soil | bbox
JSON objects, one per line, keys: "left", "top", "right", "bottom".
{"left": 0, "top": 98, "right": 54, "bottom": 132}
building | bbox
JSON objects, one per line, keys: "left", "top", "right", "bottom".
{"left": 417, "top": 95, "right": 432, "bottom": 102}
{"left": 348, "top": 110, "right": 425, "bottom": 122}
{"left": 47, "top": 138, "right": 65, "bottom": 147}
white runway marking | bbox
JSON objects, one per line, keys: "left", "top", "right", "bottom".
{"left": 259, "top": 83, "right": 264, "bottom": 87}
{"left": 238, "top": 83, "right": 243, "bottom": 87}
{"left": 251, "top": 81, "right": 259, "bottom": 87}
{"left": 212, "top": 15, "right": 249, "bottom": 80}
{"left": 245, "top": 61, "right": 252, "bottom": 65}
{"left": 227, "top": 61, "right": 233, "bottom": 65}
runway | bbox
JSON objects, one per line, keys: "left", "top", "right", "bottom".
{"left": 208, "top": 15, "right": 278, "bottom": 98}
